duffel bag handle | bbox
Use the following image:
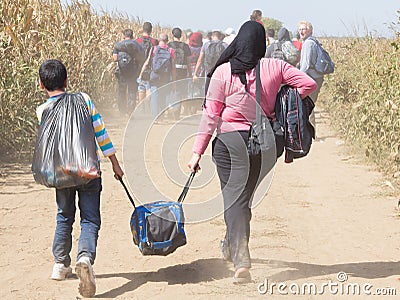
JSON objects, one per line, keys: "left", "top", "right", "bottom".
{"left": 177, "top": 168, "right": 198, "bottom": 203}
{"left": 117, "top": 176, "right": 136, "bottom": 209}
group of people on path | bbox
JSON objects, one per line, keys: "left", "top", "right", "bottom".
{"left": 112, "top": 16, "right": 325, "bottom": 126}
{"left": 113, "top": 21, "right": 231, "bottom": 119}
{"left": 34, "top": 8, "right": 330, "bottom": 297}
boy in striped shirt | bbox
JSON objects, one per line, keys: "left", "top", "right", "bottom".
{"left": 37, "top": 59, "right": 124, "bottom": 298}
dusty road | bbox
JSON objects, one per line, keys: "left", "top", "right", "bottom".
{"left": 1, "top": 106, "right": 400, "bottom": 299}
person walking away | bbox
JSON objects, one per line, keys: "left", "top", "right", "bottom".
{"left": 112, "top": 29, "right": 145, "bottom": 115}
{"left": 188, "top": 32, "right": 204, "bottom": 78}
{"left": 168, "top": 27, "right": 191, "bottom": 119}
{"left": 193, "top": 30, "right": 227, "bottom": 79}
{"left": 186, "top": 32, "right": 204, "bottom": 114}
{"left": 136, "top": 22, "right": 159, "bottom": 104}
{"left": 36, "top": 59, "right": 124, "bottom": 298}
{"left": 298, "top": 20, "right": 324, "bottom": 133}
{"left": 139, "top": 33, "right": 176, "bottom": 120}
{"left": 266, "top": 28, "right": 275, "bottom": 46}
{"left": 249, "top": 9, "right": 263, "bottom": 25}
{"left": 187, "top": 21, "right": 316, "bottom": 284}
{"left": 265, "top": 27, "right": 300, "bottom": 67}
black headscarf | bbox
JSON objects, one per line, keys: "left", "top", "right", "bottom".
{"left": 206, "top": 20, "right": 266, "bottom": 92}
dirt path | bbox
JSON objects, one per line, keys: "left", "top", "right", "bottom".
{"left": 1, "top": 106, "right": 400, "bottom": 299}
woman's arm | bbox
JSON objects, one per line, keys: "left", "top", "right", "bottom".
{"left": 280, "top": 61, "right": 317, "bottom": 98}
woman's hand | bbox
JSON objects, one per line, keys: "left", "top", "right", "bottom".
{"left": 188, "top": 152, "right": 202, "bottom": 172}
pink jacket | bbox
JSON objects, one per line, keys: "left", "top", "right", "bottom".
{"left": 193, "top": 58, "right": 317, "bottom": 154}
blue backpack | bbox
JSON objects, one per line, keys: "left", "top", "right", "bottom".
{"left": 308, "top": 37, "right": 334, "bottom": 75}
{"left": 150, "top": 46, "right": 172, "bottom": 86}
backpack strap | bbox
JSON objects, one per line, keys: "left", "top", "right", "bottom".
{"left": 255, "top": 60, "right": 261, "bottom": 125}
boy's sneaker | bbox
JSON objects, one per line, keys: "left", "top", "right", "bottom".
{"left": 75, "top": 256, "right": 96, "bottom": 298}
{"left": 51, "top": 263, "right": 72, "bottom": 280}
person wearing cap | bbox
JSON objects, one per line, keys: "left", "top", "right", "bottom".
{"left": 223, "top": 27, "right": 236, "bottom": 45}
{"left": 186, "top": 32, "right": 204, "bottom": 114}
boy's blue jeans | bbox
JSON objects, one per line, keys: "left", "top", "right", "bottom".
{"left": 53, "top": 177, "right": 102, "bottom": 267}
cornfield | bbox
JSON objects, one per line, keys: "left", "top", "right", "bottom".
{"left": 1, "top": 1, "right": 399, "bottom": 182}
{"left": 0, "top": 0, "right": 164, "bottom": 159}
{"left": 320, "top": 21, "right": 400, "bottom": 179}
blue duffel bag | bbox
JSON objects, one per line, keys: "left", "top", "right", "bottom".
{"left": 119, "top": 171, "right": 195, "bottom": 256}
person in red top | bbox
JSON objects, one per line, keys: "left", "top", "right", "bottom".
{"left": 139, "top": 33, "right": 176, "bottom": 119}
{"left": 292, "top": 31, "right": 303, "bottom": 51}
{"left": 187, "top": 21, "right": 316, "bottom": 284}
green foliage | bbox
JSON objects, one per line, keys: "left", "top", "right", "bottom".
{"left": 320, "top": 36, "right": 400, "bottom": 177}
{"left": 261, "top": 17, "right": 283, "bottom": 38}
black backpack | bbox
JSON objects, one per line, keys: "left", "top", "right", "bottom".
{"left": 141, "top": 37, "right": 153, "bottom": 59}
{"left": 115, "top": 40, "right": 141, "bottom": 73}
{"left": 140, "top": 37, "right": 154, "bottom": 80}
{"left": 169, "top": 41, "right": 186, "bottom": 66}
{"left": 204, "top": 41, "right": 226, "bottom": 74}
{"left": 117, "top": 51, "right": 132, "bottom": 71}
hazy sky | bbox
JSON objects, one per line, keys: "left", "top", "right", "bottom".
{"left": 83, "top": 0, "right": 398, "bottom": 37}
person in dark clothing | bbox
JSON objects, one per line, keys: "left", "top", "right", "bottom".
{"left": 167, "top": 27, "right": 191, "bottom": 119}
{"left": 112, "top": 29, "right": 145, "bottom": 115}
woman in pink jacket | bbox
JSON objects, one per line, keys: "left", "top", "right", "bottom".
{"left": 188, "top": 21, "right": 316, "bottom": 283}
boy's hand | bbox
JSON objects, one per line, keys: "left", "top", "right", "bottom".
{"left": 112, "top": 163, "right": 124, "bottom": 180}
{"left": 108, "top": 154, "right": 124, "bottom": 180}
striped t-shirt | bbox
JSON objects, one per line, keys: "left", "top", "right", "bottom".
{"left": 36, "top": 92, "right": 116, "bottom": 159}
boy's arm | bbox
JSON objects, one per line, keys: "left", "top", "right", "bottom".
{"left": 83, "top": 93, "right": 125, "bottom": 179}
{"left": 108, "top": 154, "right": 124, "bottom": 179}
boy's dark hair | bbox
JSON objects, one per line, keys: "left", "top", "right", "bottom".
{"left": 39, "top": 59, "right": 67, "bottom": 91}
{"left": 143, "top": 22, "right": 153, "bottom": 34}
{"left": 172, "top": 27, "right": 182, "bottom": 39}
{"left": 123, "top": 28, "right": 133, "bottom": 39}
